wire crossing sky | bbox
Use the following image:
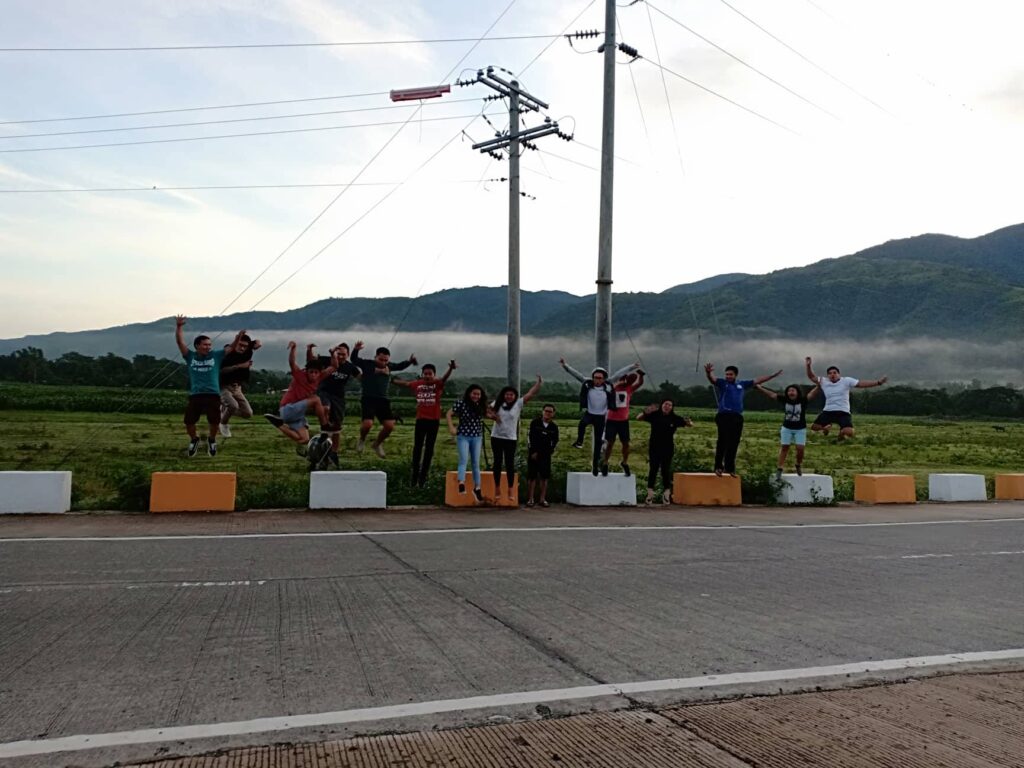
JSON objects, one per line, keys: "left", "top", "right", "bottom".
{"left": 0, "top": 0, "right": 1022, "bottom": 337}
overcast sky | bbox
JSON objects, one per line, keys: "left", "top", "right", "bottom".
{"left": 1, "top": 0, "right": 1022, "bottom": 338}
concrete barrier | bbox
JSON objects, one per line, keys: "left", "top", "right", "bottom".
{"left": 854, "top": 474, "right": 916, "bottom": 504}
{"left": 994, "top": 474, "right": 1024, "bottom": 500}
{"left": 445, "top": 471, "right": 518, "bottom": 507}
{"left": 777, "top": 474, "right": 834, "bottom": 505}
{"left": 310, "top": 471, "right": 386, "bottom": 509}
{"left": 0, "top": 471, "right": 72, "bottom": 514}
{"left": 671, "top": 473, "right": 742, "bottom": 506}
{"left": 150, "top": 472, "right": 236, "bottom": 513}
{"left": 928, "top": 473, "right": 987, "bottom": 502}
{"left": 566, "top": 472, "right": 636, "bottom": 506}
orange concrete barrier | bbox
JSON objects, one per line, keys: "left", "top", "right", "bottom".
{"left": 854, "top": 474, "right": 916, "bottom": 504}
{"left": 994, "top": 474, "right": 1024, "bottom": 500}
{"left": 445, "top": 471, "right": 518, "bottom": 508}
{"left": 150, "top": 472, "right": 236, "bottom": 513}
{"left": 672, "top": 473, "right": 742, "bottom": 507}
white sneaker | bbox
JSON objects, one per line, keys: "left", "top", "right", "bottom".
{"left": 219, "top": 423, "right": 232, "bottom": 438}
{"left": 356, "top": 438, "right": 366, "bottom": 453}
{"left": 373, "top": 442, "right": 386, "bottom": 458}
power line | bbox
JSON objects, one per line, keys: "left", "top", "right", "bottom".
{"left": 0, "top": 33, "right": 561, "bottom": 53}
{"left": 533, "top": 148, "right": 600, "bottom": 172}
{"left": 0, "top": 179, "right": 498, "bottom": 194}
{"left": 644, "top": 1, "right": 686, "bottom": 174}
{"left": 640, "top": 57, "right": 799, "bottom": 135}
{"left": 617, "top": 14, "right": 650, "bottom": 143}
{"left": 520, "top": 0, "right": 598, "bottom": 75}
{"left": 0, "top": 113, "right": 482, "bottom": 153}
{"left": 713, "top": 0, "right": 894, "bottom": 117}
{"left": 644, "top": 1, "right": 839, "bottom": 120}
{"left": 0, "top": 98, "right": 482, "bottom": 140}
{"left": 0, "top": 91, "right": 392, "bottom": 126}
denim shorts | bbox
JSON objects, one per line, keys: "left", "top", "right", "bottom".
{"left": 280, "top": 400, "right": 309, "bottom": 430}
{"left": 780, "top": 427, "right": 807, "bottom": 446}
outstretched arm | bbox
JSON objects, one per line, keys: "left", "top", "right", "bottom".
{"left": 703, "top": 362, "right": 717, "bottom": 385}
{"left": 522, "top": 374, "right": 542, "bottom": 403}
{"left": 391, "top": 377, "right": 414, "bottom": 389}
{"left": 174, "top": 315, "right": 189, "bottom": 356}
{"left": 755, "top": 383, "right": 779, "bottom": 400}
{"left": 559, "top": 357, "right": 586, "bottom": 383}
{"left": 439, "top": 359, "right": 457, "bottom": 385}
{"left": 754, "top": 369, "right": 783, "bottom": 386}
{"left": 805, "top": 356, "right": 818, "bottom": 384}
{"left": 609, "top": 361, "right": 641, "bottom": 381}
{"left": 632, "top": 370, "right": 646, "bottom": 391}
{"left": 287, "top": 341, "right": 301, "bottom": 375}
{"left": 807, "top": 385, "right": 821, "bottom": 401}
{"left": 637, "top": 403, "right": 658, "bottom": 421}
{"left": 855, "top": 376, "right": 888, "bottom": 389}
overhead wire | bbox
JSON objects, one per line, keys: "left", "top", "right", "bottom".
{"left": 644, "top": 1, "right": 686, "bottom": 174}
{"left": 520, "top": 0, "right": 598, "bottom": 75}
{"left": 617, "top": 14, "right": 650, "bottom": 143}
{"left": 0, "top": 180, "right": 498, "bottom": 194}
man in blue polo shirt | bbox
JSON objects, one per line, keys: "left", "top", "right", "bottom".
{"left": 704, "top": 362, "right": 782, "bottom": 477}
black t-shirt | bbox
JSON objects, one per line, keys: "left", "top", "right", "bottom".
{"left": 645, "top": 410, "right": 688, "bottom": 449}
{"left": 220, "top": 348, "right": 254, "bottom": 387}
{"left": 780, "top": 398, "right": 807, "bottom": 430}
{"left": 316, "top": 357, "right": 361, "bottom": 398}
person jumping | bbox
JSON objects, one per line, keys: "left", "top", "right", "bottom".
{"left": 756, "top": 382, "right": 820, "bottom": 479}
{"left": 352, "top": 341, "right": 416, "bottom": 458}
{"left": 559, "top": 357, "right": 639, "bottom": 476}
{"left": 805, "top": 356, "right": 887, "bottom": 441}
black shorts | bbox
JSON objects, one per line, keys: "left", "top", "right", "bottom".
{"left": 318, "top": 392, "right": 347, "bottom": 431}
{"left": 814, "top": 410, "right": 853, "bottom": 429}
{"left": 527, "top": 453, "right": 552, "bottom": 480}
{"left": 603, "top": 419, "right": 630, "bottom": 443}
{"left": 184, "top": 394, "right": 221, "bottom": 425}
{"left": 361, "top": 396, "right": 394, "bottom": 423}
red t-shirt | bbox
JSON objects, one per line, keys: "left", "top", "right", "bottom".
{"left": 280, "top": 369, "right": 324, "bottom": 407}
{"left": 409, "top": 378, "right": 445, "bottom": 420}
{"left": 606, "top": 382, "right": 638, "bottom": 422}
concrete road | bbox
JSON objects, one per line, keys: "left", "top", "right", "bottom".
{"left": 1, "top": 503, "right": 1022, "bottom": 766}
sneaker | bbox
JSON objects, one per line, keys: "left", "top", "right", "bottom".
{"left": 572, "top": 441, "right": 583, "bottom": 449}
{"left": 295, "top": 443, "right": 308, "bottom": 457}
{"left": 592, "top": 462, "right": 599, "bottom": 477}
{"left": 187, "top": 437, "right": 200, "bottom": 457}
{"left": 729, "top": 472, "right": 739, "bottom": 478}
{"left": 621, "top": 462, "right": 631, "bottom": 477}
{"left": 264, "top": 413, "right": 284, "bottom": 428}
{"left": 526, "top": 499, "right": 535, "bottom": 507}
{"left": 714, "top": 468, "right": 723, "bottom": 477}
{"left": 473, "top": 487, "right": 484, "bottom": 502}
{"left": 208, "top": 440, "right": 217, "bottom": 457}
{"left": 356, "top": 438, "right": 366, "bottom": 453}
{"left": 458, "top": 482, "right": 466, "bottom": 494}
{"left": 540, "top": 500, "right": 549, "bottom": 508}
{"left": 601, "top": 463, "right": 609, "bottom": 477}
{"left": 219, "top": 423, "right": 232, "bottom": 438}
{"left": 663, "top": 491, "right": 672, "bottom": 505}
{"left": 372, "top": 442, "right": 386, "bottom": 459}
{"left": 796, "top": 464, "right": 803, "bottom": 476}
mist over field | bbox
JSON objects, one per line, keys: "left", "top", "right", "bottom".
{"left": 16, "top": 327, "right": 1019, "bottom": 388}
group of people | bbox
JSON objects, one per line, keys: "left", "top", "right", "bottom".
{"left": 175, "top": 317, "right": 888, "bottom": 503}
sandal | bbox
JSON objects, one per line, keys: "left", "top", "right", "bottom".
{"left": 526, "top": 499, "right": 535, "bottom": 507}
{"left": 540, "top": 500, "right": 549, "bottom": 508}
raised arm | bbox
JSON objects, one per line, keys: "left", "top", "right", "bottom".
{"left": 351, "top": 341, "right": 364, "bottom": 362}
{"left": 753, "top": 369, "right": 783, "bottom": 386}
{"left": 805, "top": 356, "right": 818, "bottom": 384}
{"left": 807, "top": 385, "right": 821, "bottom": 401}
{"left": 610, "top": 361, "right": 641, "bottom": 381}
{"left": 755, "top": 383, "right": 779, "bottom": 400}
{"left": 287, "top": 341, "right": 301, "bottom": 375}
{"left": 174, "top": 315, "right": 189, "bottom": 356}
{"left": 225, "top": 328, "right": 246, "bottom": 354}
{"left": 637, "top": 403, "right": 658, "bottom": 421}
{"left": 559, "top": 357, "right": 586, "bottom": 383}
{"left": 703, "top": 362, "right": 717, "bottom": 385}
{"left": 305, "top": 343, "right": 317, "bottom": 364}
{"left": 855, "top": 376, "right": 888, "bottom": 389}
{"left": 522, "top": 374, "right": 542, "bottom": 403}
{"left": 439, "top": 359, "right": 457, "bottom": 385}
{"left": 632, "top": 370, "right": 646, "bottom": 391}
{"left": 390, "top": 353, "right": 416, "bottom": 372}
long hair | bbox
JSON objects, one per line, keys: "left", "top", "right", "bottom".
{"left": 493, "top": 385, "right": 519, "bottom": 411}
{"left": 461, "top": 383, "right": 487, "bottom": 417}
{"left": 784, "top": 384, "right": 807, "bottom": 404}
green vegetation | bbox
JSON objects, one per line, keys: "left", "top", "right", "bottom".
{"left": 3, "top": 397, "right": 1022, "bottom": 511}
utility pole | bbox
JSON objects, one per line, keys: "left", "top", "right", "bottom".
{"left": 595, "top": 0, "right": 617, "bottom": 371}
{"left": 464, "top": 67, "right": 572, "bottom": 389}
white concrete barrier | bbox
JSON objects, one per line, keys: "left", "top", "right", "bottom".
{"left": 777, "top": 474, "right": 834, "bottom": 505}
{"left": 309, "top": 471, "right": 387, "bottom": 509}
{"left": 928, "top": 473, "right": 987, "bottom": 502}
{"left": 566, "top": 472, "right": 636, "bottom": 506}
{"left": 0, "top": 471, "right": 72, "bottom": 514}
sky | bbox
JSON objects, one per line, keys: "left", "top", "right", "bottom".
{"left": 1, "top": 0, "right": 1023, "bottom": 338}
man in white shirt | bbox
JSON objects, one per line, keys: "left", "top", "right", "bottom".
{"left": 805, "top": 356, "right": 888, "bottom": 440}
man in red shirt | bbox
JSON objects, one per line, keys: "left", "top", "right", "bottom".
{"left": 393, "top": 359, "right": 457, "bottom": 487}
{"left": 264, "top": 341, "right": 337, "bottom": 455}
{"left": 603, "top": 369, "right": 645, "bottom": 476}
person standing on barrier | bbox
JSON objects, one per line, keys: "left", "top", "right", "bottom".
{"left": 490, "top": 375, "right": 543, "bottom": 502}
{"left": 526, "top": 404, "right": 559, "bottom": 507}
{"left": 705, "top": 362, "right": 782, "bottom": 477}
{"left": 392, "top": 359, "right": 457, "bottom": 487}
{"left": 559, "top": 357, "right": 639, "bottom": 476}
{"left": 638, "top": 399, "right": 692, "bottom": 504}
{"left": 218, "top": 330, "right": 261, "bottom": 439}
{"left": 603, "top": 369, "right": 645, "bottom": 477}
{"left": 756, "top": 382, "right": 820, "bottom": 479}
{"left": 447, "top": 384, "right": 496, "bottom": 501}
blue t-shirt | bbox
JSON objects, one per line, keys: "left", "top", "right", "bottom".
{"left": 183, "top": 349, "right": 226, "bottom": 396}
{"left": 715, "top": 378, "right": 754, "bottom": 414}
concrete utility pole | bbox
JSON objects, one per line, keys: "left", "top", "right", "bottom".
{"left": 466, "top": 67, "right": 571, "bottom": 389}
{"left": 594, "top": 0, "right": 617, "bottom": 371}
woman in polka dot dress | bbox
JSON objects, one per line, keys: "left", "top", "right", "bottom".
{"left": 446, "top": 384, "right": 496, "bottom": 500}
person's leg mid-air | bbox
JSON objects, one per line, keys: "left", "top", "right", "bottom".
{"left": 591, "top": 415, "right": 607, "bottom": 475}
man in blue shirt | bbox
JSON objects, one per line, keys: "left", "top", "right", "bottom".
{"left": 175, "top": 315, "right": 243, "bottom": 457}
{"left": 704, "top": 362, "right": 782, "bottom": 477}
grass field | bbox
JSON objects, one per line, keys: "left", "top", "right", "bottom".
{"left": 2, "top": 403, "right": 1023, "bottom": 510}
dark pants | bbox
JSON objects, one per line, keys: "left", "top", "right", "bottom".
{"left": 491, "top": 437, "right": 517, "bottom": 486}
{"left": 587, "top": 414, "right": 606, "bottom": 468}
{"left": 648, "top": 446, "right": 674, "bottom": 489}
{"left": 575, "top": 412, "right": 593, "bottom": 445}
{"left": 714, "top": 411, "right": 744, "bottom": 474}
{"left": 412, "top": 418, "right": 440, "bottom": 484}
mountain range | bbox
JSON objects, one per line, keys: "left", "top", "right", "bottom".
{"left": 3, "top": 223, "right": 1022, "bottom": 359}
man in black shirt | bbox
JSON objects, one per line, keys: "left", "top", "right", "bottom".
{"left": 638, "top": 399, "right": 692, "bottom": 504}
{"left": 219, "top": 331, "right": 261, "bottom": 438}
{"left": 307, "top": 342, "right": 362, "bottom": 469}
{"left": 526, "top": 404, "right": 559, "bottom": 507}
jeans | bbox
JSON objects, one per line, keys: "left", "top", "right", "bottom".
{"left": 491, "top": 436, "right": 517, "bottom": 487}
{"left": 412, "top": 418, "right": 440, "bottom": 483}
{"left": 456, "top": 435, "right": 482, "bottom": 487}
{"left": 714, "top": 411, "right": 744, "bottom": 474}
{"left": 648, "top": 446, "right": 674, "bottom": 490}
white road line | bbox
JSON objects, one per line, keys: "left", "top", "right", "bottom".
{"left": 2, "top": 648, "right": 1022, "bottom": 758}
{"left": 2, "top": 517, "right": 1024, "bottom": 543}
{"left": 900, "top": 550, "right": 1024, "bottom": 560}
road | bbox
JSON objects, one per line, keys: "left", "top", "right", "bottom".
{"left": 1, "top": 503, "right": 1022, "bottom": 766}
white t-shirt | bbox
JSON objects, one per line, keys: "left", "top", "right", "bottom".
{"left": 491, "top": 399, "right": 525, "bottom": 440}
{"left": 818, "top": 376, "right": 859, "bottom": 412}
